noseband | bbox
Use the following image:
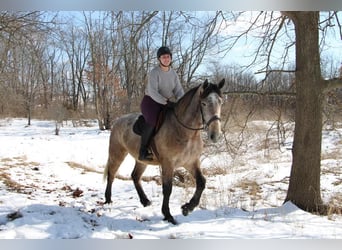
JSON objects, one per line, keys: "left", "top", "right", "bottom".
{"left": 205, "top": 114, "right": 221, "bottom": 128}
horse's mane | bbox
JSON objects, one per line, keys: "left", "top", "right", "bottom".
{"left": 179, "top": 84, "right": 201, "bottom": 103}
{"left": 177, "top": 82, "right": 223, "bottom": 105}
{"left": 200, "top": 83, "right": 223, "bottom": 99}
{"left": 175, "top": 84, "right": 201, "bottom": 114}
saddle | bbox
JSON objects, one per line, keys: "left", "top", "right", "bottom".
{"left": 133, "top": 103, "right": 175, "bottom": 161}
{"left": 132, "top": 106, "right": 169, "bottom": 136}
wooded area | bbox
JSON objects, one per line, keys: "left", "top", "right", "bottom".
{"left": 0, "top": 11, "right": 340, "bottom": 128}
{"left": 0, "top": 11, "right": 238, "bottom": 129}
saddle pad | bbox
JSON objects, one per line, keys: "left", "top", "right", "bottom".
{"left": 132, "top": 106, "right": 170, "bottom": 136}
{"left": 133, "top": 115, "right": 145, "bottom": 136}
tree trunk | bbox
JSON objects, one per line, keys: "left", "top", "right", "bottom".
{"left": 284, "top": 12, "right": 326, "bottom": 213}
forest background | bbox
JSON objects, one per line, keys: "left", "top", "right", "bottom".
{"left": 1, "top": 11, "right": 341, "bottom": 130}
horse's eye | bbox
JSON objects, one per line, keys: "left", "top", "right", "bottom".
{"left": 201, "top": 102, "right": 207, "bottom": 107}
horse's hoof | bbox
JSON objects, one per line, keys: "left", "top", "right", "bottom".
{"left": 142, "top": 199, "right": 152, "bottom": 207}
{"left": 163, "top": 216, "right": 178, "bottom": 225}
{"left": 104, "top": 200, "right": 112, "bottom": 205}
{"left": 181, "top": 203, "right": 193, "bottom": 216}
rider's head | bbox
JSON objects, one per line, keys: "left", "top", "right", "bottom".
{"left": 157, "top": 46, "right": 172, "bottom": 68}
{"left": 157, "top": 46, "right": 172, "bottom": 59}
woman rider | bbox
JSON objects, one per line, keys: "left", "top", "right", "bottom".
{"left": 139, "top": 46, "right": 184, "bottom": 161}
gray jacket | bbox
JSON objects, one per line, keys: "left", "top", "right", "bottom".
{"left": 145, "top": 66, "right": 184, "bottom": 105}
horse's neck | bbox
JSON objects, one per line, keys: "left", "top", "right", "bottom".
{"left": 173, "top": 93, "right": 202, "bottom": 130}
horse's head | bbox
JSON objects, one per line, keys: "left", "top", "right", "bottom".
{"left": 199, "top": 79, "right": 225, "bottom": 143}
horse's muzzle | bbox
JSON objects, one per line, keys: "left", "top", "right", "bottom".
{"left": 207, "top": 116, "right": 221, "bottom": 143}
{"left": 209, "top": 131, "right": 220, "bottom": 143}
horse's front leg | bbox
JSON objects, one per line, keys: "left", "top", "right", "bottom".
{"left": 131, "top": 161, "right": 151, "bottom": 207}
{"left": 161, "top": 165, "right": 177, "bottom": 225}
{"left": 181, "top": 160, "right": 206, "bottom": 216}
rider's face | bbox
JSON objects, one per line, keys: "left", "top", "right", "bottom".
{"left": 159, "top": 54, "right": 171, "bottom": 66}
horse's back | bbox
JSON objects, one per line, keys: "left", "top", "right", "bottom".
{"left": 108, "top": 113, "right": 141, "bottom": 155}
{"left": 111, "top": 113, "right": 139, "bottom": 132}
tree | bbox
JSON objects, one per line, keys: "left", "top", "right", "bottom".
{"left": 282, "top": 11, "right": 342, "bottom": 214}
{"left": 59, "top": 21, "right": 90, "bottom": 112}
{"left": 115, "top": 11, "right": 158, "bottom": 113}
{"left": 221, "top": 11, "right": 342, "bottom": 214}
{"left": 84, "top": 12, "right": 127, "bottom": 130}
{"left": 0, "top": 11, "right": 54, "bottom": 120}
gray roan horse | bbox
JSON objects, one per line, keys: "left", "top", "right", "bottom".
{"left": 104, "top": 79, "right": 225, "bottom": 224}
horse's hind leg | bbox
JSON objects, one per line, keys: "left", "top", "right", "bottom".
{"left": 104, "top": 148, "right": 127, "bottom": 204}
{"left": 131, "top": 162, "right": 151, "bottom": 207}
{"left": 181, "top": 160, "right": 206, "bottom": 216}
{"left": 161, "top": 164, "right": 177, "bottom": 225}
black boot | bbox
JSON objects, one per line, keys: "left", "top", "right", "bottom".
{"left": 138, "top": 123, "right": 155, "bottom": 161}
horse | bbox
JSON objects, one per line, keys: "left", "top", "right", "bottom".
{"left": 103, "top": 79, "right": 225, "bottom": 225}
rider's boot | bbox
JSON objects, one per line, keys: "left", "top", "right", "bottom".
{"left": 138, "top": 123, "right": 155, "bottom": 161}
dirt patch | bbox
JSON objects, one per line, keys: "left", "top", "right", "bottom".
{"left": 65, "top": 161, "right": 102, "bottom": 174}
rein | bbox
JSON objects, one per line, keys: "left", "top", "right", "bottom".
{"left": 171, "top": 105, "right": 221, "bottom": 131}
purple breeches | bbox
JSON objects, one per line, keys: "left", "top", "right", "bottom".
{"left": 140, "top": 95, "right": 165, "bottom": 127}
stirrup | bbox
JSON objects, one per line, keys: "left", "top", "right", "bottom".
{"left": 139, "top": 149, "right": 153, "bottom": 161}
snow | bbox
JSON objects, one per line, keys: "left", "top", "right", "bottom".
{"left": 0, "top": 118, "right": 341, "bottom": 239}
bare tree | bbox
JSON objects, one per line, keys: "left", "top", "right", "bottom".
{"left": 114, "top": 11, "right": 158, "bottom": 113}
{"left": 220, "top": 11, "right": 342, "bottom": 214}
{"left": 58, "top": 21, "right": 90, "bottom": 112}
{"left": 5, "top": 27, "right": 50, "bottom": 125}
{"left": 84, "top": 12, "right": 127, "bottom": 130}
{"left": 156, "top": 11, "right": 229, "bottom": 86}
{"left": 282, "top": 11, "right": 342, "bottom": 214}
{"left": 0, "top": 11, "right": 56, "bottom": 122}
{"left": 178, "top": 11, "right": 225, "bottom": 85}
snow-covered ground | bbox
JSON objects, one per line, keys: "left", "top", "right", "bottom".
{"left": 0, "top": 118, "right": 341, "bottom": 239}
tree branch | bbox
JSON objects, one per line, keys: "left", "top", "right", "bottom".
{"left": 333, "top": 11, "right": 342, "bottom": 40}
{"left": 223, "top": 90, "right": 295, "bottom": 97}
{"left": 255, "top": 69, "right": 296, "bottom": 75}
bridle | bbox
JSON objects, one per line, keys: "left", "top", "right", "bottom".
{"left": 172, "top": 102, "right": 221, "bottom": 131}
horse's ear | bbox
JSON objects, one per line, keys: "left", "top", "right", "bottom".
{"left": 218, "top": 78, "right": 225, "bottom": 89}
{"left": 203, "top": 79, "right": 209, "bottom": 89}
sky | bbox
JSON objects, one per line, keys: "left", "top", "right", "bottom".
{"left": 1, "top": 0, "right": 342, "bottom": 11}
